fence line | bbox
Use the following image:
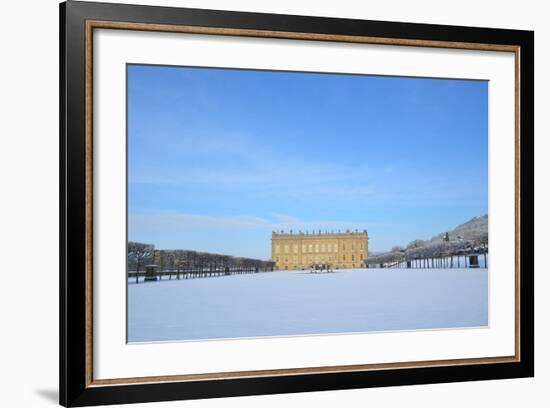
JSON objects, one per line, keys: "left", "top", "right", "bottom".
{"left": 128, "top": 266, "right": 271, "bottom": 283}
{"left": 369, "top": 252, "right": 488, "bottom": 269}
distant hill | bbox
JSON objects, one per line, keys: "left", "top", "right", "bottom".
{"left": 430, "top": 214, "right": 488, "bottom": 243}
{"left": 368, "top": 215, "right": 488, "bottom": 265}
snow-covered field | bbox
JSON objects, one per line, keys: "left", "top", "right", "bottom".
{"left": 128, "top": 268, "right": 488, "bottom": 343}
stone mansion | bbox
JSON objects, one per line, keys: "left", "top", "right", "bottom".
{"left": 271, "top": 230, "right": 368, "bottom": 270}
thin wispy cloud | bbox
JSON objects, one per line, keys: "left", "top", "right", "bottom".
{"left": 129, "top": 212, "right": 376, "bottom": 233}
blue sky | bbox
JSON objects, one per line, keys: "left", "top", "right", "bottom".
{"left": 127, "top": 64, "right": 488, "bottom": 259}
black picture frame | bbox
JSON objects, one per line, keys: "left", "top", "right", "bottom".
{"left": 60, "top": 1, "right": 534, "bottom": 406}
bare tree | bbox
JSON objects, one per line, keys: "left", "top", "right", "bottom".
{"left": 406, "top": 239, "right": 425, "bottom": 250}
{"left": 128, "top": 241, "right": 154, "bottom": 283}
{"left": 173, "top": 250, "right": 187, "bottom": 279}
{"left": 155, "top": 250, "right": 169, "bottom": 279}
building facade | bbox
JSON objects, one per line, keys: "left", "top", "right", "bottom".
{"left": 271, "top": 230, "right": 368, "bottom": 270}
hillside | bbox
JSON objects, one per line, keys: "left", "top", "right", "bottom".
{"left": 430, "top": 214, "right": 488, "bottom": 243}
{"left": 368, "top": 215, "right": 488, "bottom": 265}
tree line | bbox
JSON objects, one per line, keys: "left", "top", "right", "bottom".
{"left": 127, "top": 242, "right": 275, "bottom": 274}
{"left": 367, "top": 230, "right": 488, "bottom": 266}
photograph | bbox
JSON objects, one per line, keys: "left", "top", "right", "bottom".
{"left": 126, "top": 64, "right": 489, "bottom": 343}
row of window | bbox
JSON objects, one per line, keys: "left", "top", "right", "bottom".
{"left": 275, "top": 253, "right": 363, "bottom": 263}
{"left": 274, "top": 242, "right": 365, "bottom": 254}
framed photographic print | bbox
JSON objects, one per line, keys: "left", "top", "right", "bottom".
{"left": 59, "top": 1, "right": 534, "bottom": 406}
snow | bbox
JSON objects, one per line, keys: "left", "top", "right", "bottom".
{"left": 127, "top": 268, "right": 488, "bottom": 343}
